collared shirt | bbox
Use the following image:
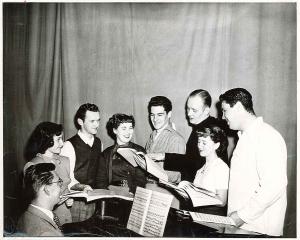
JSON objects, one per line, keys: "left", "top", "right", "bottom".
{"left": 60, "top": 131, "right": 96, "bottom": 188}
{"left": 193, "top": 157, "right": 229, "bottom": 194}
{"left": 30, "top": 204, "right": 54, "bottom": 222}
{"left": 145, "top": 123, "right": 186, "bottom": 183}
{"left": 227, "top": 117, "right": 287, "bottom": 236}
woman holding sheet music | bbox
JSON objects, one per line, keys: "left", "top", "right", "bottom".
{"left": 95, "top": 114, "right": 147, "bottom": 193}
{"left": 191, "top": 124, "right": 229, "bottom": 215}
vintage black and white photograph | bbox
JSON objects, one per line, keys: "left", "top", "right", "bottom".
{"left": 3, "top": 2, "right": 296, "bottom": 238}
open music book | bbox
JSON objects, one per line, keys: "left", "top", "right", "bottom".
{"left": 117, "top": 147, "right": 168, "bottom": 182}
{"left": 127, "top": 187, "right": 173, "bottom": 237}
{"left": 61, "top": 187, "right": 134, "bottom": 202}
{"left": 159, "top": 180, "right": 222, "bottom": 207}
{"left": 190, "top": 211, "right": 236, "bottom": 226}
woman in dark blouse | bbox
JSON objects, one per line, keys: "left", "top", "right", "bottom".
{"left": 96, "top": 114, "right": 147, "bottom": 193}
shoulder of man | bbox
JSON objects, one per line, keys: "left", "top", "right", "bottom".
{"left": 255, "top": 119, "right": 286, "bottom": 146}
{"left": 102, "top": 145, "right": 115, "bottom": 154}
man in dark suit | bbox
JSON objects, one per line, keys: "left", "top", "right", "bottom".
{"left": 17, "top": 163, "right": 64, "bottom": 236}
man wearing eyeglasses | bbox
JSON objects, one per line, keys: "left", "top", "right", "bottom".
{"left": 17, "top": 163, "right": 64, "bottom": 236}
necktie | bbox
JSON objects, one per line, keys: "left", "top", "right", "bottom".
{"left": 53, "top": 213, "right": 62, "bottom": 231}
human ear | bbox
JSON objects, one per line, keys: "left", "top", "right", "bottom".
{"left": 43, "top": 185, "right": 51, "bottom": 196}
{"left": 77, "top": 118, "right": 84, "bottom": 127}
{"left": 113, "top": 128, "right": 117, "bottom": 135}
{"left": 167, "top": 111, "right": 172, "bottom": 119}
{"left": 203, "top": 106, "right": 210, "bottom": 115}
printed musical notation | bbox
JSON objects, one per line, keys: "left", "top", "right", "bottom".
{"left": 127, "top": 187, "right": 173, "bottom": 237}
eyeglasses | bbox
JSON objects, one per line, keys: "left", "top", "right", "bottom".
{"left": 50, "top": 178, "right": 63, "bottom": 188}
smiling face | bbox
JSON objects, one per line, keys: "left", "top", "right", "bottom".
{"left": 47, "top": 133, "right": 64, "bottom": 155}
{"left": 198, "top": 136, "right": 219, "bottom": 157}
{"left": 150, "top": 106, "right": 171, "bottom": 131}
{"left": 114, "top": 122, "right": 134, "bottom": 145}
{"left": 186, "top": 96, "right": 209, "bottom": 125}
{"left": 79, "top": 110, "right": 100, "bottom": 136}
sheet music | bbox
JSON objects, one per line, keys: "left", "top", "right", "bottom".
{"left": 127, "top": 187, "right": 173, "bottom": 237}
{"left": 127, "top": 187, "right": 151, "bottom": 234}
{"left": 117, "top": 148, "right": 168, "bottom": 181}
{"left": 61, "top": 188, "right": 134, "bottom": 202}
{"left": 142, "top": 190, "right": 173, "bottom": 237}
{"left": 190, "top": 212, "right": 236, "bottom": 226}
{"left": 159, "top": 179, "right": 220, "bottom": 206}
{"left": 143, "top": 154, "right": 168, "bottom": 182}
{"left": 117, "top": 148, "right": 138, "bottom": 167}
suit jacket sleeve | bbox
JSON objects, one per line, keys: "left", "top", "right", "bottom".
{"left": 164, "top": 152, "right": 196, "bottom": 171}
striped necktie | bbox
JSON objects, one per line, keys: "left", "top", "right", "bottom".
{"left": 53, "top": 213, "right": 62, "bottom": 232}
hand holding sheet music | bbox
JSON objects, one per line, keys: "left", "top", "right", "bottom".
{"left": 117, "top": 148, "right": 168, "bottom": 182}
{"left": 159, "top": 180, "right": 222, "bottom": 207}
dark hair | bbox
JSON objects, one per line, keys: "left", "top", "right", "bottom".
{"left": 25, "top": 122, "right": 63, "bottom": 160}
{"left": 24, "top": 163, "right": 55, "bottom": 201}
{"left": 219, "top": 88, "right": 255, "bottom": 115}
{"left": 74, "top": 103, "right": 100, "bottom": 130}
{"left": 148, "top": 96, "right": 172, "bottom": 113}
{"left": 197, "top": 124, "right": 228, "bottom": 160}
{"left": 188, "top": 89, "right": 212, "bottom": 107}
{"left": 106, "top": 114, "right": 135, "bottom": 138}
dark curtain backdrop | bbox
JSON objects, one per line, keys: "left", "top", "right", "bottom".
{"left": 3, "top": 3, "right": 296, "bottom": 236}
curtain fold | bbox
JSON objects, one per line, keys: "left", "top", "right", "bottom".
{"left": 3, "top": 3, "right": 296, "bottom": 236}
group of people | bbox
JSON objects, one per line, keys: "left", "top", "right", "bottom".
{"left": 17, "top": 88, "right": 288, "bottom": 237}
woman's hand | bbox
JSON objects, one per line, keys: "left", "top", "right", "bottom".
{"left": 65, "top": 198, "right": 74, "bottom": 207}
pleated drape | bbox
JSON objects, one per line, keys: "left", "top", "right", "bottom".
{"left": 3, "top": 3, "right": 296, "bottom": 236}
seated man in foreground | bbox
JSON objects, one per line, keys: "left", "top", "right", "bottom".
{"left": 17, "top": 163, "right": 64, "bottom": 236}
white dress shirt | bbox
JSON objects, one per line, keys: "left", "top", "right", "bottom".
{"left": 227, "top": 117, "right": 287, "bottom": 236}
{"left": 60, "top": 131, "right": 96, "bottom": 189}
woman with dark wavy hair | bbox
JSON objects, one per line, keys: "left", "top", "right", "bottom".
{"left": 23, "top": 122, "right": 82, "bottom": 224}
{"left": 185, "top": 124, "right": 229, "bottom": 215}
{"left": 96, "top": 114, "right": 146, "bottom": 193}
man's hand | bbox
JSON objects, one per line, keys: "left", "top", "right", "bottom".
{"left": 229, "top": 211, "right": 245, "bottom": 227}
{"left": 83, "top": 185, "right": 93, "bottom": 193}
{"left": 65, "top": 198, "right": 74, "bottom": 207}
{"left": 146, "top": 153, "right": 165, "bottom": 162}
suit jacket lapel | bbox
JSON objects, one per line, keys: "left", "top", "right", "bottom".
{"left": 27, "top": 205, "right": 60, "bottom": 231}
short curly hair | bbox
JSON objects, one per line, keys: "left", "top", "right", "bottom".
{"left": 197, "top": 124, "right": 228, "bottom": 160}
{"left": 106, "top": 114, "right": 135, "bottom": 139}
{"left": 148, "top": 96, "right": 172, "bottom": 114}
